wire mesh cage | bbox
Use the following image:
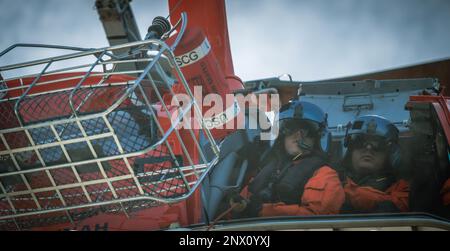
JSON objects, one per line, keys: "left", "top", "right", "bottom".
{"left": 0, "top": 21, "right": 220, "bottom": 230}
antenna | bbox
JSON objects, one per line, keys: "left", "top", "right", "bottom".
{"left": 145, "top": 16, "right": 172, "bottom": 40}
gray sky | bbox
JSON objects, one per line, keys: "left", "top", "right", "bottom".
{"left": 1, "top": 0, "right": 450, "bottom": 81}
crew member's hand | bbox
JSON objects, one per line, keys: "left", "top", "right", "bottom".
{"left": 246, "top": 196, "right": 263, "bottom": 217}
{"left": 229, "top": 194, "right": 248, "bottom": 213}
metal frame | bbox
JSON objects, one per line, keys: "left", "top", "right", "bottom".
{"left": 196, "top": 213, "right": 450, "bottom": 231}
{"left": 0, "top": 13, "right": 220, "bottom": 229}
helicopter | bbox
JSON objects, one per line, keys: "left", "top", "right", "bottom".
{"left": 0, "top": 0, "right": 449, "bottom": 231}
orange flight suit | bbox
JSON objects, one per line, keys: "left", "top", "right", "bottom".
{"left": 240, "top": 166, "right": 345, "bottom": 217}
{"left": 260, "top": 166, "right": 345, "bottom": 216}
{"left": 344, "top": 177, "right": 409, "bottom": 212}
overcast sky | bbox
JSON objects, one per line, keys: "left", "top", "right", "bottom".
{"left": 1, "top": 0, "right": 450, "bottom": 81}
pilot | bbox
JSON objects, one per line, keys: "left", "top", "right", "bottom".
{"left": 339, "top": 115, "right": 409, "bottom": 213}
{"left": 230, "top": 100, "right": 345, "bottom": 217}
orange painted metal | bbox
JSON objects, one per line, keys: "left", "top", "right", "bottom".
{"left": 169, "top": 0, "right": 235, "bottom": 78}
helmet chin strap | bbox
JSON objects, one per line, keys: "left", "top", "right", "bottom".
{"left": 292, "top": 151, "right": 304, "bottom": 161}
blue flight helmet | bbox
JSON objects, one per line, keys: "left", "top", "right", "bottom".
{"left": 344, "top": 115, "right": 401, "bottom": 169}
{"left": 274, "top": 100, "right": 331, "bottom": 153}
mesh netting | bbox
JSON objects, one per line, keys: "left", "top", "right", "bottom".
{"left": 0, "top": 82, "right": 206, "bottom": 230}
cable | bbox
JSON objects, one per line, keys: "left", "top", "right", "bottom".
{"left": 206, "top": 203, "right": 239, "bottom": 231}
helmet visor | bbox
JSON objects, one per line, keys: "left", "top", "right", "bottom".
{"left": 348, "top": 134, "right": 390, "bottom": 153}
{"left": 280, "top": 119, "right": 319, "bottom": 137}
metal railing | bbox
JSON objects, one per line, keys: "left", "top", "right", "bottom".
{"left": 0, "top": 14, "right": 220, "bottom": 230}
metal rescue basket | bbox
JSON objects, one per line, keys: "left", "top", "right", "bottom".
{"left": 0, "top": 15, "right": 220, "bottom": 230}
